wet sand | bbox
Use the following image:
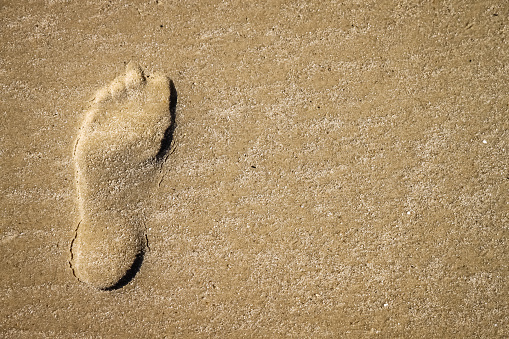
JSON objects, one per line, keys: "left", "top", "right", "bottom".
{"left": 1, "top": 0, "right": 508, "bottom": 337}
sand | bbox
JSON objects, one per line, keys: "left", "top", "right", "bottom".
{"left": 1, "top": 0, "right": 508, "bottom": 337}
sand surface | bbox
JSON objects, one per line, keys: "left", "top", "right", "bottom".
{"left": 1, "top": 0, "right": 508, "bottom": 337}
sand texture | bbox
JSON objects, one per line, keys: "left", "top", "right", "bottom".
{"left": 1, "top": 0, "right": 508, "bottom": 337}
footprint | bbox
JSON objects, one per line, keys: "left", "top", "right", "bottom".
{"left": 70, "top": 62, "right": 176, "bottom": 290}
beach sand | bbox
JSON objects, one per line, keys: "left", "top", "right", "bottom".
{"left": 1, "top": 0, "right": 508, "bottom": 337}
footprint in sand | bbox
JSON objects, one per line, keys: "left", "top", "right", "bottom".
{"left": 70, "top": 63, "right": 176, "bottom": 290}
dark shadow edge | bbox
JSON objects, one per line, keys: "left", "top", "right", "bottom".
{"left": 102, "top": 250, "right": 145, "bottom": 291}
{"left": 155, "top": 79, "right": 177, "bottom": 161}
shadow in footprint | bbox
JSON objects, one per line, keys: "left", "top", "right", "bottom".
{"left": 156, "top": 80, "right": 177, "bottom": 161}
{"left": 103, "top": 251, "right": 145, "bottom": 291}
